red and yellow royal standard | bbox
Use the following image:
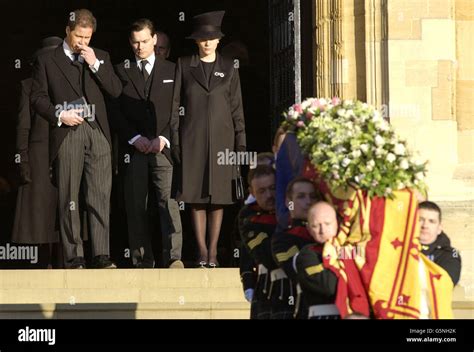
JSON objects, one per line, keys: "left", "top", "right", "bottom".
{"left": 282, "top": 98, "right": 454, "bottom": 319}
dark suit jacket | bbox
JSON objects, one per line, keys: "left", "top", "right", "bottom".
{"left": 30, "top": 45, "right": 122, "bottom": 163}
{"left": 112, "top": 56, "right": 177, "bottom": 165}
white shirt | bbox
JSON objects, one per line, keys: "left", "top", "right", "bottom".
{"left": 136, "top": 53, "right": 155, "bottom": 76}
{"left": 57, "top": 40, "right": 101, "bottom": 127}
{"left": 62, "top": 40, "right": 100, "bottom": 71}
{"left": 128, "top": 53, "right": 170, "bottom": 150}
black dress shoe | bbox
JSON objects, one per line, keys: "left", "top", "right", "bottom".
{"left": 134, "top": 258, "right": 154, "bottom": 268}
{"left": 91, "top": 255, "right": 117, "bottom": 269}
{"left": 69, "top": 257, "right": 86, "bottom": 269}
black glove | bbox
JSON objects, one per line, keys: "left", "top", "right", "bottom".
{"left": 171, "top": 145, "right": 181, "bottom": 165}
{"left": 19, "top": 163, "right": 32, "bottom": 185}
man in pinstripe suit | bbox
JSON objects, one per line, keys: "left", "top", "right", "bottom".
{"left": 30, "top": 9, "right": 122, "bottom": 268}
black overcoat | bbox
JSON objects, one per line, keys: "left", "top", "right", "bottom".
{"left": 12, "top": 79, "right": 58, "bottom": 244}
{"left": 171, "top": 54, "right": 246, "bottom": 204}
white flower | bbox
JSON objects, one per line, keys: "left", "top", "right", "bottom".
{"left": 288, "top": 107, "right": 299, "bottom": 120}
{"left": 354, "top": 174, "right": 365, "bottom": 183}
{"left": 372, "top": 110, "right": 382, "bottom": 122}
{"left": 352, "top": 150, "right": 361, "bottom": 158}
{"left": 366, "top": 160, "right": 375, "bottom": 171}
{"left": 386, "top": 153, "right": 396, "bottom": 163}
{"left": 335, "top": 145, "right": 346, "bottom": 153}
{"left": 375, "top": 135, "right": 385, "bottom": 147}
{"left": 377, "top": 120, "right": 390, "bottom": 132}
{"left": 385, "top": 187, "right": 392, "bottom": 195}
{"left": 343, "top": 100, "right": 353, "bottom": 108}
{"left": 337, "top": 109, "right": 346, "bottom": 117}
{"left": 415, "top": 172, "right": 424, "bottom": 180}
{"left": 301, "top": 99, "right": 312, "bottom": 110}
{"left": 411, "top": 156, "right": 425, "bottom": 166}
{"left": 399, "top": 159, "right": 409, "bottom": 170}
{"left": 397, "top": 182, "right": 405, "bottom": 190}
{"left": 341, "top": 158, "right": 351, "bottom": 167}
{"left": 394, "top": 143, "right": 405, "bottom": 156}
{"left": 360, "top": 144, "right": 369, "bottom": 153}
{"left": 376, "top": 148, "right": 387, "bottom": 157}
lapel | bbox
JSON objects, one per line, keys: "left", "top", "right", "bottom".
{"left": 149, "top": 56, "right": 166, "bottom": 96}
{"left": 124, "top": 58, "right": 146, "bottom": 100}
{"left": 52, "top": 46, "right": 82, "bottom": 98}
{"left": 190, "top": 54, "right": 209, "bottom": 91}
{"left": 209, "top": 53, "right": 227, "bottom": 92}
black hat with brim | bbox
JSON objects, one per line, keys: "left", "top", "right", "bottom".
{"left": 186, "top": 11, "right": 225, "bottom": 40}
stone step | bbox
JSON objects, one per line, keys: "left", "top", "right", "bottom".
{"left": 0, "top": 268, "right": 242, "bottom": 290}
{"left": 0, "top": 302, "right": 250, "bottom": 319}
{"left": 0, "top": 269, "right": 471, "bottom": 319}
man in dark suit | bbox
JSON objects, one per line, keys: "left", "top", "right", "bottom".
{"left": 30, "top": 9, "right": 122, "bottom": 269}
{"left": 113, "top": 19, "right": 183, "bottom": 268}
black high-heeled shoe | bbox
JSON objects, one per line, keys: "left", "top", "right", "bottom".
{"left": 196, "top": 260, "right": 207, "bottom": 268}
{"left": 207, "top": 261, "right": 219, "bottom": 268}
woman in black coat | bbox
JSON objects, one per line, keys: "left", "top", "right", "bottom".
{"left": 171, "top": 11, "right": 246, "bottom": 267}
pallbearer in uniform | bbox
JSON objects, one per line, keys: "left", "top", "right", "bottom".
{"left": 239, "top": 165, "right": 277, "bottom": 319}
{"left": 294, "top": 202, "right": 340, "bottom": 319}
{"left": 271, "top": 177, "right": 319, "bottom": 319}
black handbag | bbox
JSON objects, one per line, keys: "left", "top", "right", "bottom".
{"left": 233, "top": 165, "right": 245, "bottom": 200}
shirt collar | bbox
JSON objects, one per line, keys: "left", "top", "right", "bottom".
{"left": 63, "top": 40, "right": 84, "bottom": 63}
{"left": 136, "top": 53, "right": 155, "bottom": 69}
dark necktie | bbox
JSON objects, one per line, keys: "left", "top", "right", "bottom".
{"left": 141, "top": 59, "right": 149, "bottom": 81}
{"left": 73, "top": 53, "right": 80, "bottom": 62}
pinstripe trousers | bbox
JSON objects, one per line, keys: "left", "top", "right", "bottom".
{"left": 56, "top": 122, "right": 111, "bottom": 265}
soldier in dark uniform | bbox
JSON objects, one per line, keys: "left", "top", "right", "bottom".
{"left": 419, "top": 201, "right": 461, "bottom": 286}
{"left": 294, "top": 202, "right": 340, "bottom": 319}
{"left": 271, "top": 177, "right": 319, "bottom": 319}
{"left": 239, "top": 243, "right": 257, "bottom": 316}
{"left": 239, "top": 165, "right": 277, "bottom": 319}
